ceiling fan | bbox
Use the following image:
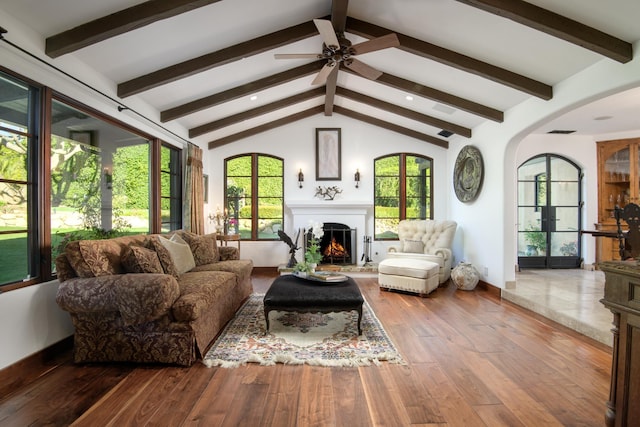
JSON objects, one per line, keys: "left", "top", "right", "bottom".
{"left": 275, "top": 18, "right": 400, "bottom": 86}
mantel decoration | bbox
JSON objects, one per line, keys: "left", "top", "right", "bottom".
{"left": 294, "top": 220, "right": 323, "bottom": 273}
{"left": 453, "top": 145, "right": 484, "bottom": 203}
{"left": 314, "top": 185, "right": 342, "bottom": 200}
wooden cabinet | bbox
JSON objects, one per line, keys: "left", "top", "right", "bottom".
{"left": 596, "top": 138, "right": 640, "bottom": 262}
{"left": 600, "top": 261, "right": 640, "bottom": 427}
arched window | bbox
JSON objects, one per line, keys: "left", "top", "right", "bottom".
{"left": 225, "top": 153, "right": 283, "bottom": 240}
{"left": 374, "top": 153, "right": 433, "bottom": 239}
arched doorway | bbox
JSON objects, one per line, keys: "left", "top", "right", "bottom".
{"left": 517, "top": 154, "right": 582, "bottom": 269}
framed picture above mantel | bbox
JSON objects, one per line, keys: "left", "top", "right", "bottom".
{"left": 316, "top": 128, "right": 341, "bottom": 181}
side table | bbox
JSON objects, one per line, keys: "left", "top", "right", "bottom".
{"left": 216, "top": 233, "right": 240, "bottom": 256}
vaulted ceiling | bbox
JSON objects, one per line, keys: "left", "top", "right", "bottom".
{"left": 2, "top": 0, "right": 639, "bottom": 149}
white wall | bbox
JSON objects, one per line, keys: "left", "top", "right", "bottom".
{"left": 452, "top": 42, "right": 640, "bottom": 288}
{"left": 0, "top": 281, "right": 74, "bottom": 370}
{"left": 205, "top": 115, "right": 449, "bottom": 267}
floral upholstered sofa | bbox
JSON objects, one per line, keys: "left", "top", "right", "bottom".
{"left": 55, "top": 231, "right": 253, "bottom": 366}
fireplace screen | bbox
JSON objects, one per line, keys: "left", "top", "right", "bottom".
{"left": 306, "top": 222, "right": 356, "bottom": 265}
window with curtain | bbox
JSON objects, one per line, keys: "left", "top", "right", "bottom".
{"left": 225, "top": 153, "right": 283, "bottom": 240}
{"left": 374, "top": 153, "right": 433, "bottom": 240}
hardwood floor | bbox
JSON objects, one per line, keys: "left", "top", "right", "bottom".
{"left": 0, "top": 269, "right": 612, "bottom": 426}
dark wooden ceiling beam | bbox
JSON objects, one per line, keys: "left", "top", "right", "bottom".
{"left": 331, "top": 0, "right": 349, "bottom": 33}
{"left": 334, "top": 106, "right": 448, "bottom": 148}
{"left": 346, "top": 17, "right": 552, "bottom": 100}
{"left": 45, "top": 0, "right": 223, "bottom": 58}
{"left": 190, "top": 87, "right": 325, "bottom": 138}
{"left": 208, "top": 106, "right": 323, "bottom": 149}
{"left": 336, "top": 87, "right": 472, "bottom": 137}
{"left": 161, "top": 61, "right": 324, "bottom": 122}
{"left": 118, "top": 20, "right": 321, "bottom": 98}
{"left": 343, "top": 68, "right": 503, "bottom": 122}
{"left": 206, "top": 104, "right": 448, "bottom": 149}
{"left": 454, "top": 0, "right": 633, "bottom": 63}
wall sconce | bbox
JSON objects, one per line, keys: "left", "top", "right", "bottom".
{"left": 298, "top": 168, "right": 304, "bottom": 188}
{"left": 354, "top": 169, "right": 360, "bottom": 188}
{"left": 103, "top": 167, "right": 113, "bottom": 190}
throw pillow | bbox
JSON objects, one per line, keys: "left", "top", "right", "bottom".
{"left": 180, "top": 231, "right": 219, "bottom": 265}
{"left": 402, "top": 239, "right": 425, "bottom": 253}
{"left": 122, "top": 245, "right": 164, "bottom": 274}
{"left": 154, "top": 234, "right": 196, "bottom": 276}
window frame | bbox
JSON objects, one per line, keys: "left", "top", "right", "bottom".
{"left": 373, "top": 152, "right": 433, "bottom": 241}
{"left": 224, "top": 153, "right": 284, "bottom": 241}
{"left": 0, "top": 68, "right": 183, "bottom": 292}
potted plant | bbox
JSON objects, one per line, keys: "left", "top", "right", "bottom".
{"left": 524, "top": 225, "right": 546, "bottom": 256}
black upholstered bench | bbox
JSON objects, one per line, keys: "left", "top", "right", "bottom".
{"left": 263, "top": 274, "right": 364, "bottom": 335}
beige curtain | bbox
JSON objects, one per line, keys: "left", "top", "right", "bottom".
{"left": 185, "top": 144, "right": 204, "bottom": 234}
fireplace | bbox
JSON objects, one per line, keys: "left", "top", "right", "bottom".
{"left": 287, "top": 201, "right": 371, "bottom": 265}
{"left": 306, "top": 222, "right": 357, "bottom": 265}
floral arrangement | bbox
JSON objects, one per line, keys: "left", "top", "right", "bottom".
{"left": 294, "top": 220, "right": 324, "bottom": 273}
{"left": 227, "top": 218, "right": 238, "bottom": 234}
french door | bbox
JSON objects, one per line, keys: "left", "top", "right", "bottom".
{"left": 517, "top": 154, "right": 582, "bottom": 269}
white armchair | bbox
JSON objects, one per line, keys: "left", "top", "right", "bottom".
{"left": 386, "top": 219, "right": 457, "bottom": 284}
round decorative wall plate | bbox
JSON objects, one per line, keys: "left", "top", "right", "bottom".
{"left": 453, "top": 145, "right": 484, "bottom": 202}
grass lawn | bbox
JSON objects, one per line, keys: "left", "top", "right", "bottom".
{"left": 0, "top": 227, "right": 147, "bottom": 285}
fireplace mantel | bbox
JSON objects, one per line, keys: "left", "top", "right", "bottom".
{"left": 286, "top": 200, "right": 371, "bottom": 216}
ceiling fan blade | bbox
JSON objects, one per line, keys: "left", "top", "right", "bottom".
{"left": 311, "top": 62, "right": 337, "bottom": 85}
{"left": 350, "top": 33, "right": 400, "bottom": 55}
{"left": 343, "top": 58, "right": 383, "bottom": 81}
{"left": 313, "top": 19, "right": 340, "bottom": 48}
{"left": 274, "top": 53, "right": 323, "bottom": 59}
{"left": 331, "top": 0, "right": 349, "bottom": 33}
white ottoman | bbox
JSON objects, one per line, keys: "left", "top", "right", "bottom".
{"left": 378, "top": 258, "right": 440, "bottom": 297}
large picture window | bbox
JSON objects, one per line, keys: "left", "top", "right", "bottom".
{"left": 225, "top": 154, "right": 283, "bottom": 240}
{"left": 0, "top": 69, "right": 184, "bottom": 291}
{"left": 374, "top": 153, "right": 432, "bottom": 239}
{"left": 50, "top": 98, "right": 153, "bottom": 266}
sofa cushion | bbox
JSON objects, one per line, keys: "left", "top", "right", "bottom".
{"left": 122, "top": 245, "right": 164, "bottom": 274}
{"left": 152, "top": 234, "right": 196, "bottom": 277}
{"left": 402, "top": 239, "right": 425, "bottom": 253}
{"left": 172, "top": 270, "right": 237, "bottom": 322}
{"left": 179, "top": 231, "right": 219, "bottom": 265}
{"left": 81, "top": 239, "right": 122, "bottom": 276}
{"left": 379, "top": 258, "right": 439, "bottom": 280}
{"left": 64, "top": 240, "right": 95, "bottom": 278}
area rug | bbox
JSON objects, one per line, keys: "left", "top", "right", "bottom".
{"left": 203, "top": 294, "right": 404, "bottom": 368}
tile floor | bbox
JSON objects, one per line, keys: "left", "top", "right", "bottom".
{"left": 502, "top": 268, "right": 613, "bottom": 346}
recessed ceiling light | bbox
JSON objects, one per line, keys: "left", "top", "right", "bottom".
{"left": 405, "top": 95, "right": 414, "bottom": 101}
{"left": 250, "top": 95, "right": 258, "bottom": 101}
{"left": 594, "top": 115, "right": 612, "bottom": 120}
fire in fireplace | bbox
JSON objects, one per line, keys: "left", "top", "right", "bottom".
{"left": 316, "top": 222, "right": 356, "bottom": 265}
{"left": 324, "top": 238, "right": 348, "bottom": 258}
